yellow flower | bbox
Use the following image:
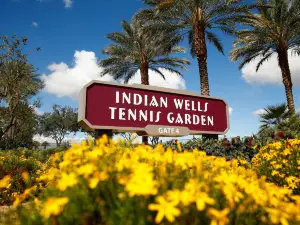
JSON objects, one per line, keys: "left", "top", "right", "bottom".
{"left": 177, "top": 141, "right": 182, "bottom": 152}
{"left": 208, "top": 208, "right": 230, "bottom": 225}
{"left": 282, "top": 148, "right": 291, "bottom": 156}
{"left": 153, "top": 144, "right": 164, "bottom": 153}
{"left": 22, "top": 171, "right": 30, "bottom": 182}
{"left": 88, "top": 171, "right": 108, "bottom": 189}
{"left": 34, "top": 198, "right": 41, "bottom": 207}
{"left": 274, "top": 164, "right": 282, "bottom": 169}
{"left": 269, "top": 142, "right": 282, "bottom": 150}
{"left": 231, "top": 160, "right": 239, "bottom": 168}
{"left": 239, "top": 160, "right": 248, "bottom": 165}
{"left": 0, "top": 175, "right": 11, "bottom": 189}
{"left": 166, "top": 190, "right": 181, "bottom": 205}
{"left": 272, "top": 170, "right": 279, "bottom": 176}
{"left": 184, "top": 178, "right": 203, "bottom": 195}
{"left": 77, "top": 163, "right": 96, "bottom": 178}
{"left": 179, "top": 190, "right": 194, "bottom": 206}
{"left": 266, "top": 208, "right": 290, "bottom": 225}
{"left": 23, "top": 186, "right": 37, "bottom": 197}
{"left": 285, "top": 176, "right": 298, "bottom": 189}
{"left": 40, "top": 197, "right": 69, "bottom": 219}
{"left": 125, "top": 163, "right": 158, "bottom": 197}
{"left": 196, "top": 192, "right": 215, "bottom": 211}
{"left": 13, "top": 195, "right": 23, "bottom": 209}
{"left": 56, "top": 173, "right": 78, "bottom": 191}
{"left": 148, "top": 196, "right": 181, "bottom": 223}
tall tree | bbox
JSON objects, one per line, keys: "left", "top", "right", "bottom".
{"left": 99, "top": 19, "right": 190, "bottom": 144}
{"left": 230, "top": 0, "right": 300, "bottom": 113}
{"left": 0, "top": 36, "right": 43, "bottom": 145}
{"left": 38, "top": 105, "right": 80, "bottom": 147}
{"left": 137, "top": 0, "right": 251, "bottom": 96}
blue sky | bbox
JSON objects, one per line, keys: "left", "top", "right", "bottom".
{"left": 1, "top": 0, "right": 300, "bottom": 142}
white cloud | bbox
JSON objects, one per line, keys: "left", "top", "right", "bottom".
{"left": 42, "top": 50, "right": 115, "bottom": 99}
{"left": 242, "top": 50, "right": 300, "bottom": 87}
{"left": 32, "top": 21, "right": 39, "bottom": 27}
{"left": 63, "top": 0, "right": 72, "bottom": 8}
{"left": 33, "top": 134, "right": 87, "bottom": 144}
{"left": 252, "top": 107, "right": 299, "bottom": 116}
{"left": 37, "top": 0, "right": 71, "bottom": 8}
{"left": 252, "top": 109, "right": 265, "bottom": 116}
{"left": 33, "top": 107, "right": 44, "bottom": 115}
{"left": 33, "top": 135, "right": 54, "bottom": 143}
{"left": 42, "top": 50, "right": 186, "bottom": 99}
{"left": 34, "top": 108, "right": 44, "bottom": 115}
{"left": 29, "top": 105, "right": 44, "bottom": 115}
{"left": 229, "top": 107, "right": 233, "bottom": 115}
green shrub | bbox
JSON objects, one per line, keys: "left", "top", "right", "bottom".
{"left": 0, "top": 148, "right": 65, "bottom": 205}
{"left": 163, "top": 136, "right": 256, "bottom": 162}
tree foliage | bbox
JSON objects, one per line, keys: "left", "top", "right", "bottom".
{"left": 0, "top": 35, "right": 43, "bottom": 148}
{"left": 38, "top": 105, "right": 80, "bottom": 146}
{"left": 255, "top": 103, "right": 300, "bottom": 145}
{"left": 277, "top": 113, "right": 300, "bottom": 138}
{"left": 137, "top": 0, "right": 252, "bottom": 95}
{"left": 99, "top": 19, "right": 190, "bottom": 84}
{"left": 258, "top": 103, "right": 291, "bottom": 134}
{"left": 230, "top": 0, "right": 300, "bottom": 112}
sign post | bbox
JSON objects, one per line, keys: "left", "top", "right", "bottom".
{"left": 78, "top": 81, "right": 229, "bottom": 139}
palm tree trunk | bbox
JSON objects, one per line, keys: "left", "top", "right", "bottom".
{"left": 193, "top": 9, "right": 210, "bottom": 96}
{"left": 277, "top": 49, "right": 295, "bottom": 113}
{"left": 193, "top": 10, "right": 217, "bottom": 140}
{"left": 197, "top": 56, "right": 210, "bottom": 96}
{"left": 140, "top": 60, "right": 149, "bottom": 144}
{"left": 140, "top": 63, "right": 149, "bottom": 85}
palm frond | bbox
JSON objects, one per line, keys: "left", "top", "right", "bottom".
{"left": 188, "top": 30, "right": 196, "bottom": 58}
{"left": 231, "top": 0, "right": 300, "bottom": 73}
{"left": 159, "top": 67, "right": 183, "bottom": 76}
{"left": 150, "top": 57, "right": 190, "bottom": 70}
{"left": 121, "top": 21, "right": 134, "bottom": 37}
{"left": 259, "top": 103, "right": 290, "bottom": 126}
{"left": 206, "top": 31, "right": 224, "bottom": 55}
{"left": 256, "top": 52, "right": 273, "bottom": 71}
{"left": 149, "top": 68, "right": 166, "bottom": 80}
{"left": 139, "top": 0, "right": 252, "bottom": 60}
{"left": 100, "top": 18, "right": 190, "bottom": 84}
{"left": 123, "top": 68, "right": 138, "bottom": 84}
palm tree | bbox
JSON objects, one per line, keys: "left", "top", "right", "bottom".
{"left": 99, "top": 19, "right": 190, "bottom": 144}
{"left": 258, "top": 103, "right": 291, "bottom": 133}
{"left": 230, "top": 0, "right": 300, "bottom": 113}
{"left": 136, "top": 0, "right": 251, "bottom": 96}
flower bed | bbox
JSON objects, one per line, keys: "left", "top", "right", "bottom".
{"left": 3, "top": 136, "right": 299, "bottom": 225}
{"left": 0, "top": 148, "right": 65, "bottom": 205}
{"left": 252, "top": 139, "right": 300, "bottom": 194}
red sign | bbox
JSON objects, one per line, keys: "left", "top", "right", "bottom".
{"left": 78, "top": 81, "right": 229, "bottom": 136}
